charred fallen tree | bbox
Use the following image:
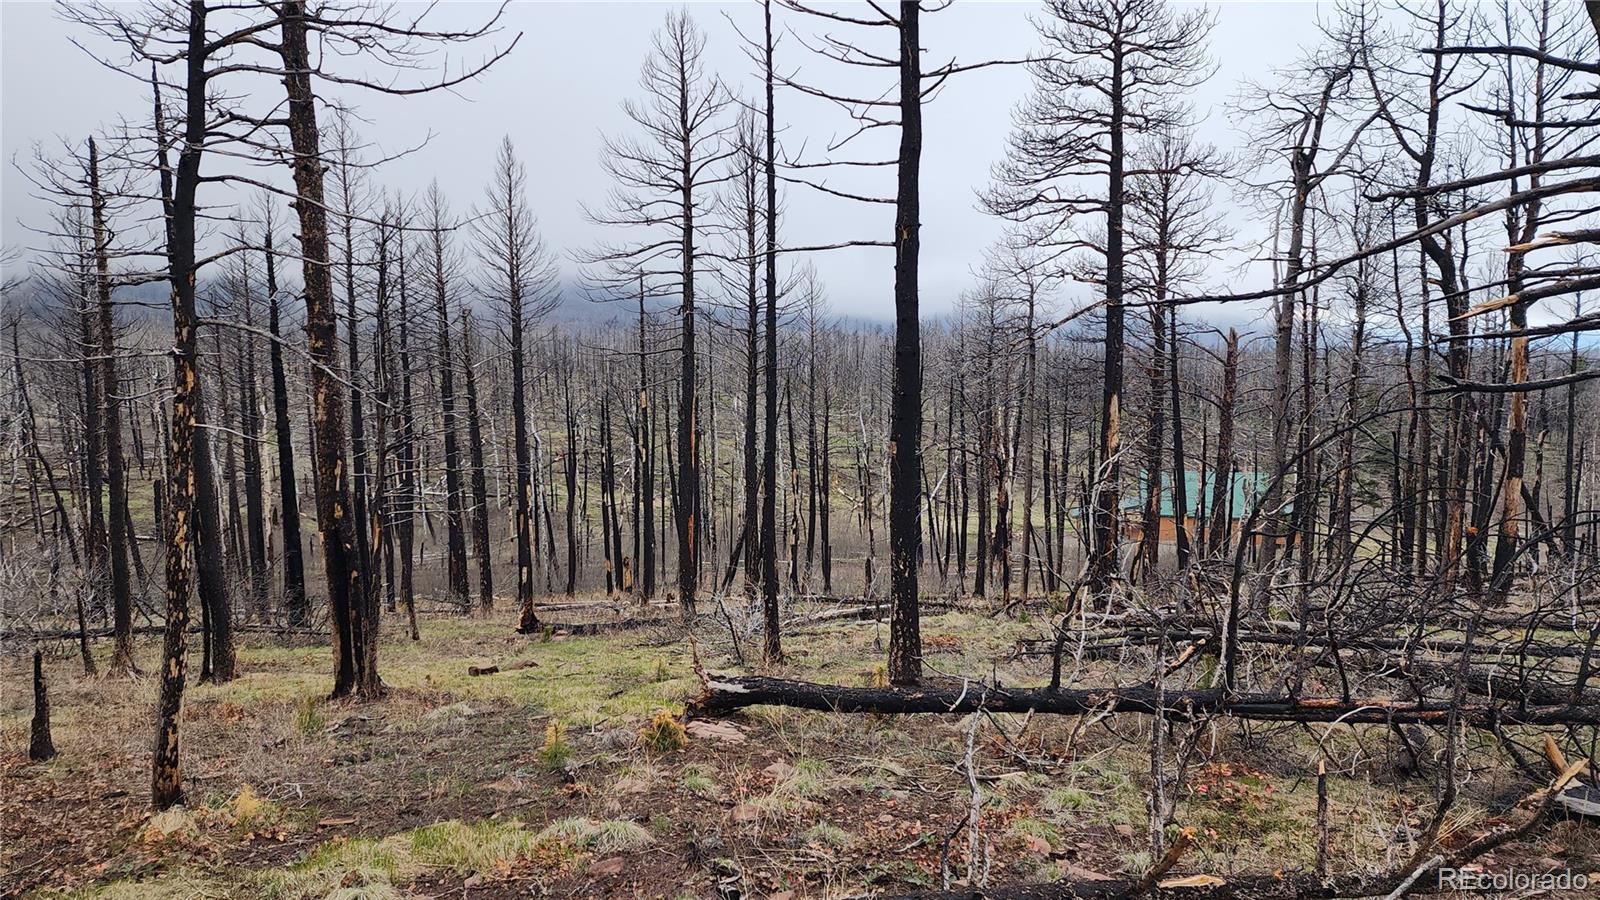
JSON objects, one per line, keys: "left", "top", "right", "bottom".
{"left": 3, "top": 623, "right": 326, "bottom": 645}
{"left": 1021, "top": 631, "right": 1600, "bottom": 708}
{"left": 1014, "top": 628, "right": 1600, "bottom": 662}
{"left": 686, "top": 674, "right": 1600, "bottom": 728}
{"left": 537, "top": 613, "right": 712, "bottom": 636}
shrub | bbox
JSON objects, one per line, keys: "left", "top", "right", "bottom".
{"left": 639, "top": 709, "right": 687, "bottom": 753}
{"left": 225, "top": 784, "right": 286, "bottom": 834}
{"left": 292, "top": 696, "right": 324, "bottom": 737}
{"left": 536, "top": 719, "right": 574, "bottom": 771}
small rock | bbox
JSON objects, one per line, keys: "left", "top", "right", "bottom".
{"left": 1063, "top": 864, "right": 1115, "bottom": 881}
{"left": 686, "top": 719, "right": 748, "bottom": 744}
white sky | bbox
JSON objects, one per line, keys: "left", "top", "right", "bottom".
{"left": 1, "top": 1, "right": 1335, "bottom": 326}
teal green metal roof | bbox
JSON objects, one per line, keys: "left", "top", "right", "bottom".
{"left": 1124, "top": 470, "right": 1283, "bottom": 519}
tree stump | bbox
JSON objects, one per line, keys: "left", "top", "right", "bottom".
{"left": 29, "top": 649, "right": 56, "bottom": 762}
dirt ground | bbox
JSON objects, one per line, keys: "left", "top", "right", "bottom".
{"left": 3, "top": 600, "right": 1597, "bottom": 898}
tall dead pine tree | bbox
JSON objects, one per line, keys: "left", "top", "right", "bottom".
{"left": 426, "top": 183, "right": 472, "bottom": 611}
{"left": 271, "top": 0, "right": 509, "bottom": 691}
{"left": 87, "top": 138, "right": 137, "bottom": 675}
{"left": 585, "top": 10, "right": 733, "bottom": 618}
{"left": 474, "top": 137, "right": 559, "bottom": 633}
{"left": 263, "top": 213, "right": 309, "bottom": 626}
{"left": 987, "top": 0, "right": 1213, "bottom": 600}
{"left": 278, "top": 0, "right": 376, "bottom": 699}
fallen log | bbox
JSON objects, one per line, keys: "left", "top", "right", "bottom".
{"left": 788, "top": 599, "right": 968, "bottom": 628}
{"left": 1015, "top": 630, "right": 1600, "bottom": 661}
{"left": 1372, "top": 657, "right": 1598, "bottom": 708}
{"left": 790, "top": 604, "right": 887, "bottom": 626}
{"left": 467, "top": 660, "right": 538, "bottom": 677}
{"left": 2, "top": 623, "right": 327, "bottom": 643}
{"left": 532, "top": 600, "right": 624, "bottom": 614}
{"left": 538, "top": 613, "right": 711, "bottom": 636}
{"left": 686, "top": 674, "right": 1600, "bottom": 728}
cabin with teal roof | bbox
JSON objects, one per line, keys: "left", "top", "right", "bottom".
{"left": 1120, "top": 470, "right": 1286, "bottom": 544}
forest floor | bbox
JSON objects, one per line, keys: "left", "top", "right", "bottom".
{"left": 3, "top": 598, "right": 1597, "bottom": 898}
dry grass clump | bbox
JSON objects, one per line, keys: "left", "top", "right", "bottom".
{"left": 534, "top": 816, "right": 654, "bottom": 854}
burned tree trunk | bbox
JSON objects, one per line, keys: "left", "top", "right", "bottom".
{"left": 887, "top": 0, "right": 924, "bottom": 686}
{"left": 563, "top": 375, "right": 579, "bottom": 596}
{"left": 337, "top": 153, "right": 377, "bottom": 642}
{"left": 677, "top": 196, "right": 702, "bottom": 618}
{"left": 428, "top": 191, "right": 471, "bottom": 612}
{"left": 737, "top": 115, "right": 762, "bottom": 605}
{"left": 689, "top": 673, "right": 1600, "bottom": 728}
{"left": 1207, "top": 330, "right": 1239, "bottom": 558}
{"left": 1168, "top": 305, "right": 1191, "bottom": 570}
{"left": 470, "top": 138, "right": 550, "bottom": 633}
{"left": 29, "top": 650, "right": 56, "bottom": 762}
{"left": 77, "top": 253, "right": 107, "bottom": 637}
{"left": 394, "top": 224, "right": 418, "bottom": 638}
{"left": 1138, "top": 305, "right": 1168, "bottom": 580}
{"left": 264, "top": 224, "right": 309, "bottom": 627}
{"left": 88, "top": 138, "right": 136, "bottom": 676}
{"left": 193, "top": 381, "right": 234, "bottom": 683}
{"left": 279, "top": 0, "right": 378, "bottom": 699}
{"left": 152, "top": 0, "right": 208, "bottom": 807}
{"left": 760, "top": 1, "right": 782, "bottom": 663}
{"left": 636, "top": 283, "right": 656, "bottom": 600}
{"left": 236, "top": 249, "right": 269, "bottom": 621}
{"left": 462, "top": 311, "right": 496, "bottom": 613}
{"left": 1090, "top": 111, "right": 1128, "bottom": 602}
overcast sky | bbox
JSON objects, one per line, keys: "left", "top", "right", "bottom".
{"left": 1, "top": 1, "right": 1335, "bottom": 326}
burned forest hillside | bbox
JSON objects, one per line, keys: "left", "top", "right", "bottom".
{"left": 3, "top": 1, "right": 1600, "bottom": 898}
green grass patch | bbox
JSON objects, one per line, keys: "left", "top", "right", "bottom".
{"left": 407, "top": 819, "right": 539, "bottom": 874}
{"left": 803, "top": 821, "right": 853, "bottom": 849}
{"left": 679, "top": 763, "right": 719, "bottom": 799}
{"left": 534, "top": 817, "right": 654, "bottom": 854}
{"left": 259, "top": 834, "right": 411, "bottom": 900}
